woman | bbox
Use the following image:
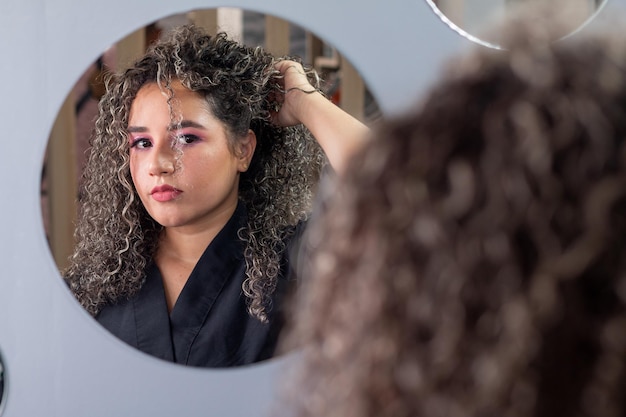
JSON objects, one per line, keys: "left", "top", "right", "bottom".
{"left": 285, "top": 19, "right": 626, "bottom": 417}
{"left": 64, "top": 25, "right": 367, "bottom": 367}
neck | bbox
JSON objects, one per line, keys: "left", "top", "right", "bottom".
{"left": 157, "top": 203, "right": 238, "bottom": 266}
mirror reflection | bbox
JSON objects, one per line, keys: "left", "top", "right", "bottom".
{"left": 42, "top": 8, "right": 379, "bottom": 368}
{"left": 427, "top": 0, "right": 606, "bottom": 46}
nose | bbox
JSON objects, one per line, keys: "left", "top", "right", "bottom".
{"left": 148, "top": 140, "right": 176, "bottom": 176}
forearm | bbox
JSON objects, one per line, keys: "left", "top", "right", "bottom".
{"left": 291, "top": 89, "right": 369, "bottom": 174}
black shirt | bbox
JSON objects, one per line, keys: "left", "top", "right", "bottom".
{"left": 96, "top": 203, "right": 299, "bottom": 367}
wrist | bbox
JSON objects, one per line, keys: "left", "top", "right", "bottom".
{"left": 288, "top": 88, "right": 322, "bottom": 120}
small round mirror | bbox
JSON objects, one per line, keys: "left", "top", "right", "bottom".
{"left": 426, "top": 0, "right": 607, "bottom": 47}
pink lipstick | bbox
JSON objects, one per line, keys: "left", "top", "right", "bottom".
{"left": 150, "top": 184, "right": 182, "bottom": 202}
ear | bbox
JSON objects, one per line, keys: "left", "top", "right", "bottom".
{"left": 236, "top": 129, "right": 257, "bottom": 172}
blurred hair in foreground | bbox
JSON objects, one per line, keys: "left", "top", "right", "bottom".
{"left": 281, "top": 6, "right": 626, "bottom": 417}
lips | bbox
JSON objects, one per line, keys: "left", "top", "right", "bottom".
{"left": 150, "top": 184, "right": 182, "bottom": 202}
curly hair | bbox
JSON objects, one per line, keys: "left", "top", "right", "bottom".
{"left": 285, "top": 22, "right": 626, "bottom": 417}
{"left": 64, "top": 25, "right": 325, "bottom": 322}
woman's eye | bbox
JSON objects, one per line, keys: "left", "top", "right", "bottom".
{"left": 130, "top": 138, "right": 152, "bottom": 149}
{"left": 176, "top": 134, "right": 199, "bottom": 145}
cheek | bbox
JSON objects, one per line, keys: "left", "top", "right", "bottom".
{"left": 129, "top": 157, "right": 141, "bottom": 186}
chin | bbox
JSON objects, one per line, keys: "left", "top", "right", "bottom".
{"left": 151, "top": 216, "right": 184, "bottom": 228}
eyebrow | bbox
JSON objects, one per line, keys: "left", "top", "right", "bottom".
{"left": 170, "top": 120, "right": 207, "bottom": 131}
{"left": 127, "top": 120, "right": 207, "bottom": 133}
{"left": 127, "top": 126, "right": 148, "bottom": 133}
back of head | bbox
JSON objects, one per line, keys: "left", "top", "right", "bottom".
{"left": 286, "top": 15, "right": 626, "bottom": 417}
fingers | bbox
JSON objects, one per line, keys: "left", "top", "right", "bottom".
{"left": 276, "top": 61, "right": 308, "bottom": 84}
{"left": 276, "top": 61, "right": 317, "bottom": 95}
{"left": 270, "top": 60, "right": 320, "bottom": 127}
{"left": 275, "top": 60, "right": 305, "bottom": 75}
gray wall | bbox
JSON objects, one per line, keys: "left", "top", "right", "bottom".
{"left": 0, "top": 0, "right": 622, "bottom": 416}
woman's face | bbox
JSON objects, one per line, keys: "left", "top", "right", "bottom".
{"left": 127, "top": 81, "right": 256, "bottom": 232}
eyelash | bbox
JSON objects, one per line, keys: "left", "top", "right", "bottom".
{"left": 129, "top": 134, "right": 200, "bottom": 149}
{"left": 176, "top": 134, "right": 200, "bottom": 145}
{"left": 130, "top": 138, "right": 152, "bottom": 149}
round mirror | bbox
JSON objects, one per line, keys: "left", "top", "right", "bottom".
{"left": 42, "top": 7, "right": 380, "bottom": 369}
{"left": 426, "top": 0, "right": 607, "bottom": 47}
